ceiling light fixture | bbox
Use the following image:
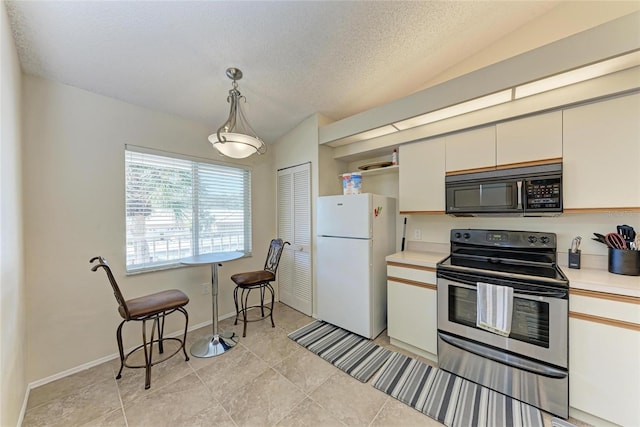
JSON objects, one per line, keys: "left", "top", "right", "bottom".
{"left": 208, "top": 67, "right": 266, "bottom": 158}
{"left": 514, "top": 50, "right": 640, "bottom": 99}
{"left": 393, "top": 89, "right": 513, "bottom": 130}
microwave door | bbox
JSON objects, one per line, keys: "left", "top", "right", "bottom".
{"left": 447, "top": 181, "right": 519, "bottom": 214}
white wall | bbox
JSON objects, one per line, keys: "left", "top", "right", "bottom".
{"left": 0, "top": 2, "right": 26, "bottom": 424}
{"left": 405, "top": 213, "right": 640, "bottom": 263}
{"left": 21, "top": 75, "right": 275, "bottom": 383}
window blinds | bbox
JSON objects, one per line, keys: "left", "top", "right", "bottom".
{"left": 125, "top": 147, "right": 251, "bottom": 272}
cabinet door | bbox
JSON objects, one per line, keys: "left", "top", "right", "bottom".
{"left": 445, "top": 126, "right": 496, "bottom": 173}
{"left": 563, "top": 94, "right": 640, "bottom": 209}
{"left": 496, "top": 111, "right": 562, "bottom": 166}
{"left": 570, "top": 318, "right": 640, "bottom": 426}
{"left": 569, "top": 291, "right": 640, "bottom": 426}
{"left": 387, "top": 264, "right": 438, "bottom": 356}
{"left": 399, "top": 137, "right": 445, "bottom": 213}
{"left": 387, "top": 280, "right": 437, "bottom": 355}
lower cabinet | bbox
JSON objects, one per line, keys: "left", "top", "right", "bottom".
{"left": 387, "top": 262, "right": 438, "bottom": 361}
{"left": 569, "top": 290, "right": 640, "bottom": 426}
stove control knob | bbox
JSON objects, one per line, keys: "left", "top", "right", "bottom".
{"left": 528, "top": 235, "right": 538, "bottom": 244}
{"left": 463, "top": 233, "right": 471, "bottom": 240}
{"left": 540, "top": 236, "right": 550, "bottom": 245}
{"left": 454, "top": 232, "right": 461, "bottom": 239}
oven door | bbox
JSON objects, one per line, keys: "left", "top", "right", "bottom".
{"left": 437, "top": 275, "right": 568, "bottom": 368}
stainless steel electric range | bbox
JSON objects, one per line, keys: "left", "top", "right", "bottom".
{"left": 436, "top": 229, "right": 569, "bottom": 419}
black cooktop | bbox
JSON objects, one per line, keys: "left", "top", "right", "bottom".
{"left": 437, "top": 229, "right": 569, "bottom": 286}
{"left": 438, "top": 255, "right": 565, "bottom": 280}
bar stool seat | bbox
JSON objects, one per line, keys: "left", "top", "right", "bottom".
{"left": 231, "top": 270, "right": 275, "bottom": 286}
{"left": 123, "top": 290, "right": 189, "bottom": 318}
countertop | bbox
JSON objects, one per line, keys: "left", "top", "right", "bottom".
{"left": 563, "top": 268, "right": 640, "bottom": 298}
{"left": 386, "top": 250, "right": 446, "bottom": 269}
{"left": 386, "top": 250, "right": 640, "bottom": 298}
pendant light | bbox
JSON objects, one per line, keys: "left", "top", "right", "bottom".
{"left": 208, "top": 67, "right": 266, "bottom": 158}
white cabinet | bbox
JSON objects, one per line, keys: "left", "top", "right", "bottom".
{"left": 563, "top": 93, "right": 640, "bottom": 210}
{"left": 398, "top": 137, "right": 445, "bottom": 213}
{"left": 569, "top": 290, "right": 640, "bottom": 426}
{"left": 445, "top": 126, "right": 496, "bottom": 173}
{"left": 445, "top": 114, "right": 563, "bottom": 174}
{"left": 496, "top": 111, "right": 563, "bottom": 166}
{"left": 386, "top": 262, "right": 437, "bottom": 361}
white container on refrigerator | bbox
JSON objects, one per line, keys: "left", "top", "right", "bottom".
{"left": 317, "top": 193, "right": 396, "bottom": 338}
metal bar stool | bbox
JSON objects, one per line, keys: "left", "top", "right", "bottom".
{"left": 231, "top": 239, "right": 289, "bottom": 337}
{"left": 90, "top": 256, "right": 190, "bottom": 389}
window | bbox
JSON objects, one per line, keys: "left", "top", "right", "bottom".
{"left": 125, "top": 146, "right": 251, "bottom": 273}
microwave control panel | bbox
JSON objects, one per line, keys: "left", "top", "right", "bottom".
{"left": 525, "top": 178, "right": 561, "bottom": 209}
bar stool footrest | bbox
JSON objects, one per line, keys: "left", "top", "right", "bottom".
{"left": 121, "top": 337, "right": 188, "bottom": 371}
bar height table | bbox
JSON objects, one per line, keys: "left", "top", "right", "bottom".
{"left": 180, "top": 251, "right": 244, "bottom": 358}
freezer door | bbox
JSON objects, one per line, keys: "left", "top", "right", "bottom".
{"left": 317, "top": 236, "right": 373, "bottom": 338}
{"left": 317, "top": 194, "right": 371, "bottom": 239}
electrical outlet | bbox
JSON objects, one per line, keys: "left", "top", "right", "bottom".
{"left": 414, "top": 228, "right": 422, "bottom": 240}
{"left": 201, "top": 283, "right": 210, "bottom": 295}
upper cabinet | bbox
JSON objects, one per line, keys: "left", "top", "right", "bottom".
{"left": 496, "top": 111, "right": 563, "bottom": 167}
{"left": 563, "top": 93, "right": 640, "bottom": 211}
{"left": 445, "top": 126, "right": 495, "bottom": 173}
{"left": 444, "top": 115, "right": 564, "bottom": 175}
{"left": 399, "top": 137, "right": 445, "bottom": 213}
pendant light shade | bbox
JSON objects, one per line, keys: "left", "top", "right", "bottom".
{"left": 208, "top": 68, "right": 266, "bottom": 158}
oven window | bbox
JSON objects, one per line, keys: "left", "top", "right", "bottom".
{"left": 448, "top": 286, "right": 550, "bottom": 348}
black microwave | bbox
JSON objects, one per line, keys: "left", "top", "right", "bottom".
{"left": 445, "top": 162, "right": 562, "bottom": 216}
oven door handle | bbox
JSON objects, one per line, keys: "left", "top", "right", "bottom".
{"left": 514, "top": 288, "right": 568, "bottom": 298}
{"left": 438, "top": 273, "right": 567, "bottom": 299}
{"left": 438, "top": 332, "right": 568, "bottom": 379}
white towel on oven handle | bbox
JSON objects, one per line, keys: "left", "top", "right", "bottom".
{"left": 476, "top": 282, "right": 513, "bottom": 337}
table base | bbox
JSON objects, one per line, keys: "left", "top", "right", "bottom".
{"left": 190, "top": 331, "right": 237, "bottom": 358}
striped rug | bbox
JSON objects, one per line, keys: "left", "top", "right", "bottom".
{"left": 373, "top": 352, "right": 544, "bottom": 427}
{"left": 288, "top": 320, "right": 393, "bottom": 383}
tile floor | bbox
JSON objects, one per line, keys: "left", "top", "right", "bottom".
{"left": 23, "top": 303, "right": 592, "bottom": 427}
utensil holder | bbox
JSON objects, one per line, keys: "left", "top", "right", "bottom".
{"left": 608, "top": 248, "right": 640, "bottom": 276}
{"left": 568, "top": 250, "right": 581, "bottom": 269}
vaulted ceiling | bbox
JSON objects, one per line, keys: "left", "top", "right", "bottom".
{"left": 5, "top": 1, "right": 562, "bottom": 144}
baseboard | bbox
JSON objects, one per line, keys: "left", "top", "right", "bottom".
{"left": 389, "top": 337, "right": 438, "bottom": 364}
{"left": 568, "top": 407, "right": 620, "bottom": 427}
{"left": 20, "top": 317, "right": 212, "bottom": 424}
{"left": 17, "top": 385, "right": 30, "bottom": 427}
{"left": 18, "top": 306, "right": 254, "bottom": 426}
{"left": 26, "top": 311, "right": 239, "bottom": 391}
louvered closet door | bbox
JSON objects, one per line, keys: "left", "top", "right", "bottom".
{"left": 277, "top": 163, "right": 312, "bottom": 315}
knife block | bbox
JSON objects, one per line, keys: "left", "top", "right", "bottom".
{"left": 568, "top": 250, "right": 581, "bottom": 269}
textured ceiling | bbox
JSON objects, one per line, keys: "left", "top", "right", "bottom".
{"left": 5, "top": 1, "right": 559, "bottom": 144}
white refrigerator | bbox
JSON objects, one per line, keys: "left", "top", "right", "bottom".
{"left": 316, "top": 193, "right": 396, "bottom": 338}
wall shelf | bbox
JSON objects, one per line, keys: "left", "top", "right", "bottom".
{"left": 338, "top": 165, "right": 399, "bottom": 179}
